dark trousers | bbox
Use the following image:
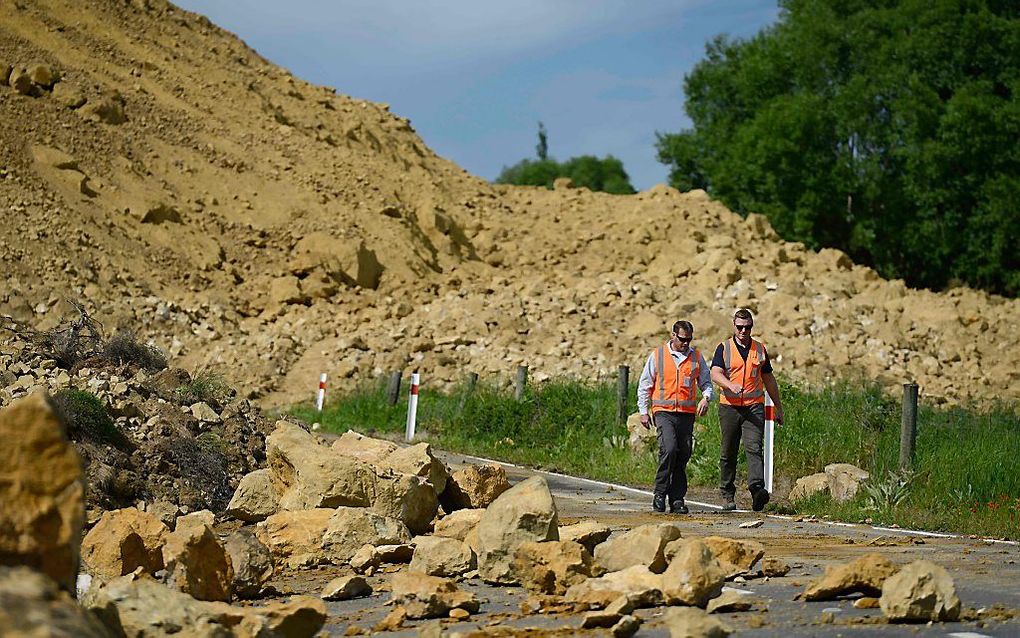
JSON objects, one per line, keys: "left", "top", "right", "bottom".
{"left": 653, "top": 411, "right": 695, "bottom": 503}
{"left": 719, "top": 403, "right": 766, "bottom": 499}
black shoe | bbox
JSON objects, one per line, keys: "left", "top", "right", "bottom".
{"left": 669, "top": 500, "right": 689, "bottom": 514}
{"left": 721, "top": 497, "right": 736, "bottom": 511}
{"left": 752, "top": 488, "right": 770, "bottom": 512}
{"left": 652, "top": 494, "right": 666, "bottom": 512}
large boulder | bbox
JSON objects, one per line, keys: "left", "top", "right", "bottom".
{"left": 475, "top": 476, "right": 559, "bottom": 584}
{"left": 824, "top": 463, "right": 870, "bottom": 502}
{"left": 700, "top": 537, "right": 765, "bottom": 579}
{"left": 565, "top": 564, "right": 664, "bottom": 609}
{"left": 0, "top": 394, "right": 86, "bottom": 591}
{"left": 433, "top": 508, "right": 484, "bottom": 541}
{"left": 803, "top": 553, "right": 898, "bottom": 601}
{"left": 267, "top": 421, "right": 377, "bottom": 510}
{"left": 162, "top": 519, "right": 234, "bottom": 602}
{"left": 0, "top": 567, "right": 113, "bottom": 637}
{"left": 389, "top": 572, "right": 479, "bottom": 620}
{"left": 409, "top": 536, "right": 476, "bottom": 577}
{"left": 379, "top": 442, "right": 448, "bottom": 494}
{"left": 626, "top": 412, "right": 656, "bottom": 453}
{"left": 440, "top": 464, "right": 512, "bottom": 511}
{"left": 595, "top": 523, "right": 682, "bottom": 574}
{"left": 660, "top": 539, "right": 726, "bottom": 608}
{"left": 81, "top": 508, "right": 169, "bottom": 582}
{"left": 224, "top": 529, "right": 274, "bottom": 599}
{"left": 86, "top": 572, "right": 326, "bottom": 637}
{"left": 879, "top": 560, "right": 961, "bottom": 622}
{"left": 371, "top": 471, "right": 438, "bottom": 536}
{"left": 331, "top": 430, "right": 398, "bottom": 463}
{"left": 559, "top": 520, "right": 613, "bottom": 555}
{"left": 226, "top": 469, "right": 280, "bottom": 522}
{"left": 512, "top": 540, "right": 603, "bottom": 595}
{"left": 788, "top": 472, "right": 829, "bottom": 501}
{"left": 321, "top": 507, "right": 411, "bottom": 564}
{"left": 255, "top": 508, "right": 334, "bottom": 568}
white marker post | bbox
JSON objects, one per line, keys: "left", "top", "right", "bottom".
{"left": 316, "top": 373, "right": 327, "bottom": 412}
{"left": 763, "top": 391, "right": 775, "bottom": 493}
{"left": 405, "top": 372, "right": 420, "bottom": 442}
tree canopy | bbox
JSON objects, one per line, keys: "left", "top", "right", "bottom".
{"left": 496, "top": 124, "right": 636, "bottom": 195}
{"left": 656, "top": 0, "right": 1020, "bottom": 296}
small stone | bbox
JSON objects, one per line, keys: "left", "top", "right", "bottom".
{"left": 448, "top": 607, "right": 470, "bottom": 619}
{"left": 322, "top": 575, "right": 372, "bottom": 601}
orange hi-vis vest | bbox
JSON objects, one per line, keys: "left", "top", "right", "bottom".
{"left": 719, "top": 337, "right": 766, "bottom": 407}
{"left": 650, "top": 343, "right": 701, "bottom": 415}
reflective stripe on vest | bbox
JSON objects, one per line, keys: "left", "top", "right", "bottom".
{"left": 720, "top": 338, "right": 765, "bottom": 406}
{"left": 650, "top": 343, "right": 700, "bottom": 414}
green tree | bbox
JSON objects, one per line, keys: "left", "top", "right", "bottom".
{"left": 496, "top": 125, "right": 636, "bottom": 195}
{"left": 656, "top": 0, "right": 1020, "bottom": 296}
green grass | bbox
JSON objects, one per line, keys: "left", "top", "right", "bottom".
{"left": 291, "top": 377, "right": 1020, "bottom": 539}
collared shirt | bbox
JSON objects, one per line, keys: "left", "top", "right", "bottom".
{"left": 637, "top": 342, "right": 713, "bottom": 416}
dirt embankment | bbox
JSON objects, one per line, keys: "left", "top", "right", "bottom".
{"left": 1, "top": 0, "right": 1017, "bottom": 408}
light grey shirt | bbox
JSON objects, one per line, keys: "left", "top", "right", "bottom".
{"left": 637, "top": 342, "right": 714, "bottom": 416}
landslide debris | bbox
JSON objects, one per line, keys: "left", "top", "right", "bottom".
{"left": 1, "top": 0, "right": 1018, "bottom": 410}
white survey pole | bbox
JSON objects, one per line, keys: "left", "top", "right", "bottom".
{"left": 763, "top": 391, "right": 775, "bottom": 493}
{"left": 316, "top": 373, "right": 327, "bottom": 412}
{"left": 405, "top": 372, "right": 420, "bottom": 441}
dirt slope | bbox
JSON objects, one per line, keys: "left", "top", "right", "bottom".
{"left": 2, "top": 0, "right": 1017, "bottom": 407}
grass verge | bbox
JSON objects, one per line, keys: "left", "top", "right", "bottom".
{"left": 291, "top": 377, "right": 1020, "bottom": 540}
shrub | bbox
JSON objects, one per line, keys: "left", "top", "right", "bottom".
{"left": 51, "top": 388, "right": 132, "bottom": 450}
{"left": 174, "top": 371, "right": 231, "bottom": 407}
{"left": 102, "top": 330, "right": 168, "bottom": 372}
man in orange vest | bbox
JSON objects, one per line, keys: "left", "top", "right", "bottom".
{"left": 710, "top": 308, "right": 784, "bottom": 512}
{"left": 638, "top": 320, "right": 713, "bottom": 514}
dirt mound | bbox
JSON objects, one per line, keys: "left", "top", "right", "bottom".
{"left": 1, "top": 0, "right": 1017, "bottom": 407}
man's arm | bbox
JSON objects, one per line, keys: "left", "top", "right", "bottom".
{"left": 711, "top": 366, "right": 742, "bottom": 395}
{"left": 762, "top": 371, "right": 784, "bottom": 424}
{"left": 695, "top": 352, "right": 713, "bottom": 416}
{"left": 636, "top": 353, "right": 656, "bottom": 428}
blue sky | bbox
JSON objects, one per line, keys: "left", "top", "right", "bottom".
{"left": 174, "top": 1, "right": 780, "bottom": 190}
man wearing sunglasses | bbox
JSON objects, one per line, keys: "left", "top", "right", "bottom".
{"left": 711, "top": 308, "right": 784, "bottom": 512}
{"left": 637, "top": 320, "right": 713, "bottom": 514}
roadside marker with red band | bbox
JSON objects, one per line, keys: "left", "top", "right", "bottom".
{"left": 764, "top": 392, "right": 775, "bottom": 493}
{"left": 405, "top": 372, "right": 420, "bottom": 441}
{"left": 316, "top": 373, "right": 327, "bottom": 412}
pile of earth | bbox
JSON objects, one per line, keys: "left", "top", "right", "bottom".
{"left": 0, "top": 329, "right": 273, "bottom": 516}
{"left": 1, "top": 0, "right": 1017, "bottom": 408}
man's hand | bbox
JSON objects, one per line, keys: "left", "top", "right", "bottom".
{"left": 640, "top": 414, "right": 651, "bottom": 430}
{"left": 774, "top": 404, "right": 784, "bottom": 425}
{"left": 728, "top": 382, "right": 744, "bottom": 395}
{"left": 696, "top": 397, "right": 709, "bottom": 417}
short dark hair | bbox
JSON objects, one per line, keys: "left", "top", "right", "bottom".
{"left": 733, "top": 308, "right": 754, "bottom": 323}
{"left": 672, "top": 320, "right": 694, "bottom": 335}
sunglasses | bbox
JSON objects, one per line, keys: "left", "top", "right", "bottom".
{"left": 734, "top": 324, "right": 753, "bottom": 332}
{"left": 673, "top": 335, "right": 692, "bottom": 343}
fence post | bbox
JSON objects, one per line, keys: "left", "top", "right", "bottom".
{"left": 514, "top": 365, "right": 528, "bottom": 402}
{"left": 616, "top": 365, "right": 629, "bottom": 425}
{"left": 899, "top": 382, "right": 919, "bottom": 470}
{"left": 386, "top": 371, "right": 402, "bottom": 405}
{"left": 458, "top": 371, "right": 479, "bottom": 412}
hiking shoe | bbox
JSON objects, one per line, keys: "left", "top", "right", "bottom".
{"left": 752, "top": 488, "right": 770, "bottom": 512}
{"left": 721, "top": 498, "right": 737, "bottom": 511}
{"left": 652, "top": 494, "right": 666, "bottom": 513}
{"left": 669, "top": 500, "right": 689, "bottom": 514}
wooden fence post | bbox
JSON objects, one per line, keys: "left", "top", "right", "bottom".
{"left": 899, "top": 382, "right": 919, "bottom": 470}
{"left": 386, "top": 371, "right": 402, "bottom": 406}
{"left": 514, "top": 365, "right": 528, "bottom": 402}
{"left": 616, "top": 365, "right": 630, "bottom": 425}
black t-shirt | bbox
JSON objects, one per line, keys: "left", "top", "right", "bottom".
{"left": 712, "top": 338, "right": 773, "bottom": 374}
